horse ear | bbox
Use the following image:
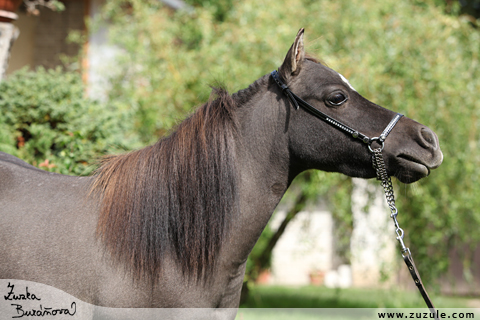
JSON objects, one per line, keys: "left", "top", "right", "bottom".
{"left": 279, "top": 28, "right": 305, "bottom": 80}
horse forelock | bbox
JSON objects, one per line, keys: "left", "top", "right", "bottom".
{"left": 92, "top": 87, "right": 239, "bottom": 282}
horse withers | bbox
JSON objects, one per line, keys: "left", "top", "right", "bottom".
{"left": 0, "top": 29, "right": 442, "bottom": 318}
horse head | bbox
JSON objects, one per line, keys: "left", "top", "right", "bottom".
{"left": 278, "top": 29, "right": 443, "bottom": 183}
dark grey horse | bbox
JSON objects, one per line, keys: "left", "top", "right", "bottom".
{"left": 0, "top": 29, "right": 442, "bottom": 317}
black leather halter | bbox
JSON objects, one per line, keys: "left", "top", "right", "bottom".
{"left": 271, "top": 70, "right": 403, "bottom": 150}
{"left": 272, "top": 70, "right": 437, "bottom": 317}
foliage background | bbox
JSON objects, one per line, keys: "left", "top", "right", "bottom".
{"left": 0, "top": 67, "right": 137, "bottom": 175}
{"left": 2, "top": 0, "right": 479, "bottom": 296}
{"left": 96, "top": 0, "right": 479, "bottom": 290}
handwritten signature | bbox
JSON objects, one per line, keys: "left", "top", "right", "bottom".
{"left": 4, "top": 282, "right": 41, "bottom": 301}
{"left": 4, "top": 282, "right": 76, "bottom": 318}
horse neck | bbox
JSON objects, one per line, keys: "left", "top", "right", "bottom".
{"left": 223, "top": 76, "right": 295, "bottom": 267}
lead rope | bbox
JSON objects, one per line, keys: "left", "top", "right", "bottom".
{"left": 371, "top": 147, "right": 438, "bottom": 319}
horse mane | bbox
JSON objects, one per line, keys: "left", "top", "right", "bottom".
{"left": 92, "top": 87, "right": 239, "bottom": 282}
{"left": 232, "top": 55, "right": 323, "bottom": 106}
{"left": 232, "top": 74, "right": 269, "bottom": 106}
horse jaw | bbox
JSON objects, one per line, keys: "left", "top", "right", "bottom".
{"left": 392, "top": 150, "right": 443, "bottom": 184}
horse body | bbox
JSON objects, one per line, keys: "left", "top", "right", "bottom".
{"left": 0, "top": 29, "right": 443, "bottom": 313}
{"left": 0, "top": 153, "right": 242, "bottom": 308}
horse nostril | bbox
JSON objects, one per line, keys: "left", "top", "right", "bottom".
{"left": 420, "top": 127, "right": 437, "bottom": 149}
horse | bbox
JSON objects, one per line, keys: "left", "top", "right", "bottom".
{"left": 0, "top": 29, "right": 442, "bottom": 318}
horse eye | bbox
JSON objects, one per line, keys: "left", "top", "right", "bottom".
{"left": 327, "top": 92, "right": 348, "bottom": 106}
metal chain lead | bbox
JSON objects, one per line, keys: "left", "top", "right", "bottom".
{"left": 372, "top": 148, "right": 437, "bottom": 317}
{"left": 371, "top": 148, "right": 410, "bottom": 256}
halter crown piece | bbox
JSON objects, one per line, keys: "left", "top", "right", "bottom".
{"left": 271, "top": 70, "right": 437, "bottom": 319}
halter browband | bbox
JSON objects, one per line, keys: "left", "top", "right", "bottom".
{"left": 271, "top": 70, "right": 403, "bottom": 150}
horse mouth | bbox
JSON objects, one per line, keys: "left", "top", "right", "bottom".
{"left": 394, "top": 154, "right": 431, "bottom": 184}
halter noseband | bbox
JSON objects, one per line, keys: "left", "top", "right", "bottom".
{"left": 271, "top": 70, "right": 403, "bottom": 151}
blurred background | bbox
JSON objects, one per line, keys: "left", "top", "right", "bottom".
{"left": 0, "top": 0, "right": 478, "bottom": 309}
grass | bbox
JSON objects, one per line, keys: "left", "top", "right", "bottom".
{"left": 240, "top": 285, "right": 472, "bottom": 309}
{"left": 237, "top": 286, "right": 475, "bottom": 319}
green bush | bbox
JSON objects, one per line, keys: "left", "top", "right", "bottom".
{"left": 0, "top": 67, "right": 138, "bottom": 175}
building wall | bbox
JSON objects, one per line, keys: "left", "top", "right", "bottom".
{"left": 268, "top": 179, "right": 396, "bottom": 289}
{"left": 33, "top": 1, "right": 86, "bottom": 68}
{"left": 350, "top": 178, "right": 396, "bottom": 288}
{"left": 7, "top": 0, "right": 87, "bottom": 75}
{"left": 7, "top": 13, "right": 38, "bottom": 74}
{"left": 270, "top": 209, "right": 335, "bottom": 286}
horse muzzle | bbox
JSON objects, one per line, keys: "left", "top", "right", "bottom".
{"left": 391, "top": 125, "right": 443, "bottom": 184}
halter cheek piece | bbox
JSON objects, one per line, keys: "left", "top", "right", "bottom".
{"left": 271, "top": 70, "right": 403, "bottom": 150}
{"left": 271, "top": 70, "right": 438, "bottom": 318}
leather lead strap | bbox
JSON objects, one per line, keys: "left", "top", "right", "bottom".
{"left": 403, "top": 253, "right": 437, "bottom": 318}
